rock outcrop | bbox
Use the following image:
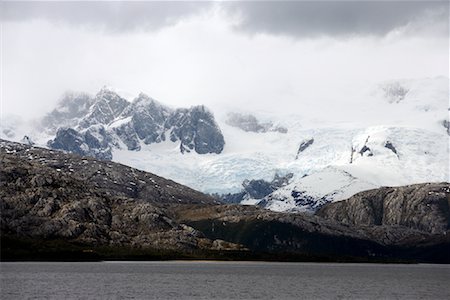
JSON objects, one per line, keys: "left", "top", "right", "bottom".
{"left": 295, "top": 138, "right": 314, "bottom": 159}
{"left": 48, "top": 127, "right": 113, "bottom": 161}
{"left": 442, "top": 119, "right": 450, "bottom": 136}
{"left": 219, "top": 173, "right": 294, "bottom": 204}
{"left": 0, "top": 139, "right": 231, "bottom": 252}
{"left": 317, "top": 183, "right": 450, "bottom": 235}
{"left": 165, "top": 106, "right": 225, "bottom": 154}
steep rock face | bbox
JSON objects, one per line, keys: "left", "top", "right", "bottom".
{"left": 79, "top": 88, "right": 129, "bottom": 128}
{"left": 48, "top": 127, "right": 113, "bottom": 160}
{"left": 121, "top": 93, "right": 171, "bottom": 144}
{"left": 317, "top": 183, "right": 450, "bottom": 234}
{"left": 165, "top": 106, "right": 225, "bottom": 154}
{"left": 45, "top": 89, "right": 225, "bottom": 157}
{"left": 111, "top": 120, "right": 141, "bottom": 151}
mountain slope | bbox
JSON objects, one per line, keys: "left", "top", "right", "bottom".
{"left": 0, "top": 139, "right": 229, "bottom": 253}
{"left": 317, "top": 183, "right": 450, "bottom": 235}
{"left": 2, "top": 77, "right": 448, "bottom": 213}
{"left": 1, "top": 140, "right": 449, "bottom": 262}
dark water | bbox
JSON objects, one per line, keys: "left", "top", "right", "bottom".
{"left": 1, "top": 261, "right": 449, "bottom": 299}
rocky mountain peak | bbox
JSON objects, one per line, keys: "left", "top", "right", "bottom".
{"left": 166, "top": 105, "right": 225, "bottom": 154}
{"left": 78, "top": 89, "right": 129, "bottom": 129}
{"left": 42, "top": 92, "right": 94, "bottom": 134}
{"left": 45, "top": 87, "right": 225, "bottom": 158}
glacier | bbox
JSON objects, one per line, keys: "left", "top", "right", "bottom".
{"left": 2, "top": 77, "right": 449, "bottom": 212}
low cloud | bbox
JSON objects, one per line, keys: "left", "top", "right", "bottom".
{"left": 2, "top": 2, "right": 448, "bottom": 37}
{"left": 223, "top": 1, "right": 448, "bottom": 38}
{"left": 1, "top": 1, "right": 212, "bottom": 33}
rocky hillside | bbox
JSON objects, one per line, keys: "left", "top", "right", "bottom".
{"left": 45, "top": 88, "right": 225, "bottom": 159}
{"left": 0, "top": 139, "right": 239, "bottom": 253}
{"left": 1, "top": 140, "right": 449, "bottom": 262}
{"left": 317, "top": 183, "right": 450, "bottom": 234}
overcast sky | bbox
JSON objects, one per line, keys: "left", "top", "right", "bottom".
{"left": 1, "top": 1, "right": 448, "bottom": 119}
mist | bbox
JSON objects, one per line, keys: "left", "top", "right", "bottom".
{"left": 1, "top": 1, "right": 448, "bottom": 120}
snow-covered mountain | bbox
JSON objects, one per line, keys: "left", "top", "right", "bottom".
{"left": 41, "top": 87, "right": 225, "bottom": 160}
{"left": 2, "top": 77, "right": 448, "bottom": 212}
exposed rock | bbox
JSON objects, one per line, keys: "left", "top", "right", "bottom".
{"left": 358, "top": 136, "right": 373, "bottom": 157}
{"left": 317, "top": 183, "right": 450, "bottom": 235}
{"left": 121, "top": 93, "right": 171, "bottom": 144}
{"left": 214, "top": 191, "right": 247, "bottom": 204}
{"left": 45, "top": 89, "right": 225, "bottom": 155}
{"left": 2, "top": 140, "right": 449, "bottom": 262}
{"left": 111, "top": 121, "right": 141, "bottom": 151}
{"left": 219, "top": 173, "right": 294, "bottom": 204}
{"left": 41, "top": 92, "right": 94, "bottom": 134}
{"left": 442, "top": 119, "right": 450, "bottom": 136}
{"left": 384, "top": 141, "right": 398, "bottom": 156}
{"left": 0, "top": 139, "right": 229, "bottom": 252}
{"left": 359, "top": 145, "right": 373, "bottom": 157}
{"left": 79, "top": 88, "right": 129, "bottom": 128}
{"left": 165, "top": 106, "right": 225, "bottom": 154}
{"left": 176, "top": 203, "right": 450, "bottom": 260}
{"left": 295, "top": 138, "right": 314, "bottom": 159}
{"left": 48, "top": 127, "right": 113, "bottom": 160}
{"left": 242, "top": 179, "right": 274, "bottom": 199}
{"left": 225, "top": 112, "right": 287, "bottom": 134}
{"left": 21, "top": 135, "right": 35, "bottom": 146}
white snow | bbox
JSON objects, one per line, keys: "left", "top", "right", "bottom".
{"left": 3, "top": 77, "right": 449, "bottom": 212}
{"left": 111, "top": 77, "right": 449, "bottom": 211}
{"left": 108, "top": 116, "right": 133, "bottom": 129}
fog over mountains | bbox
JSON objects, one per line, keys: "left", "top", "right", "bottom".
{"left": 2, "top": 76, "right": 448, "bottom": 213}
{"left": 44, "top": 87, "right": 225, "bottom": 160}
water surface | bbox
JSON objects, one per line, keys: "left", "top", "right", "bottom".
{"left": 1, "top": 261, "right": 449, "bottom": 299}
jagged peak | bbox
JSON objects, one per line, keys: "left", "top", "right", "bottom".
{"left": 189, "top": 104, "right": 209, "bottom": 113}
{"left": 95, "top": 86, "right": 128, "bottom": 102}
{"left": 132, "top": 93, "right": 167, "bottom": 110}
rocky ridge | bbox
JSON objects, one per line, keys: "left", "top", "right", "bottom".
{"left": 0, "top": 139, "right": 239, "bottom": 252}
{"left": 45, "top": 88, "right": 225, "bottom": 159}
{"left": 317, "top": 183, "right": 450, "bottom": 235}
{"left": 1, "top": 140, "right": 449, "bottom": 262}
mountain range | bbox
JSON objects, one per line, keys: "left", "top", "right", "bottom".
{"left": 44, "top": 88, "right": 225, "bottom": 160}
{"left": 1, "top": 140, "right": 449, "bottom": 262}
{"left": 1, "top": 77, "right": 449, "bottom": 213}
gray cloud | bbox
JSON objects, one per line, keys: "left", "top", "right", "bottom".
{"left": 1, "top": 1, "right": 212, "bottom": 33}
{"left": 1, "top": 1, "right": 448, "bottom": 37}
{"left": 223, "top": 1, "right": 449, "bottom": 37}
